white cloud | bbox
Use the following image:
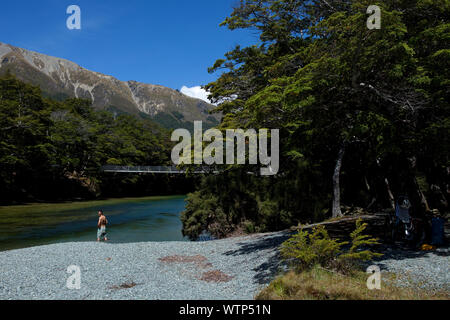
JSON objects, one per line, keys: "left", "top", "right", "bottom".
{"left": 180, "top": 86, "right": 211, "bottom": 103}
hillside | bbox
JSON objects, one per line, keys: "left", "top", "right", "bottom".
{"left": 0, "top": 42, "right": 219, "bottom": 130}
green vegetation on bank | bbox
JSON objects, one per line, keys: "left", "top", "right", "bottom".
{"left": 0, "top": 195, "right": 185, "bottom": 217}
{"left": 181, "top": 0, "right": 449, "bottom": 240}
{"left": 0, "top": 75, "right": 195, "bottom": 204}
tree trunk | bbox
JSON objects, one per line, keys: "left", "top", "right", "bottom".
{"left": 365, "top": 176, "right": 377, "bottom": 210}
{"left": 376, "top": 159, "right": 395, "bottom": 210}
{"left": 332, "top": 144, "right": 346, "bottom": 218}
{"left": 413, "top": 176, "right": 431, "bottom": 212}
{"left": 384, "top": 178, "right": 396, "bottom": 210}
{"left": 407, "top": 157, "right": 431, "bottom": 213}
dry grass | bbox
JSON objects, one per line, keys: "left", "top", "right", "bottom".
{"left": 256, "top": 266, "right": 449, "bottom": 300}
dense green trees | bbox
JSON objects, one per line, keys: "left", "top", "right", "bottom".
{"left": 181, "top": 0, "right": 449, "bottom": 239}
{"left": 1, "top": 1, "right": 447, "bottom": 240}
{"left": 0, "top": 75, "right": 192, "bottom": 204}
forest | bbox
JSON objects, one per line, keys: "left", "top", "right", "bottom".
{"left": 0, "top": 74, "right": 195, "bottom": 204}
{"left": 180, "top": 0, "right": 449, "bottom": 239}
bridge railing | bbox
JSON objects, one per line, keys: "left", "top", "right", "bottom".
{"left": 101, "top": 165, "right": 182, "bottom": 173}
{"left": 100, "top": 165, "right": 218, "bottom": 174}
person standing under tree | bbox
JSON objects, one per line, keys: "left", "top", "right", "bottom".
{"left": 97, "top": 210, "right": 108, "bottom": 242}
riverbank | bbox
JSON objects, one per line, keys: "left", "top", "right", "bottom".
{"left": 0, "top": 231, "right": 448, "bottom": 300}
{"left": 0, "top": 195, "right": 188, "bottom": 252}
{"left": 0, "top": 195, "right": 186, "bottom": 216}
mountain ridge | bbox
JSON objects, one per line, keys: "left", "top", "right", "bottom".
{"left": 0, "top": 42, "right": 219, "bottom": 130}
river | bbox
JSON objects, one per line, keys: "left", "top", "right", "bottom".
{"left": 0, "top": 195, "right": 188, "bottom": 251}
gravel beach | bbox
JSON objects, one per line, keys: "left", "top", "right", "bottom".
{"left": 0, "top": 232, "right": 289, "bottom": 300}
{"left": 373, "top": 245, "right": 450, "bottom": 292}
{"left": 0, "top": 231, "right": 448, "bottom": 300}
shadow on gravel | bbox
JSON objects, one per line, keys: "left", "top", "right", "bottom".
{"left": 351, "top": 242, "right": 449, "bottom": 278}
{"left": 223, "top": 232, "right": 293, "bottom": 284}
{"left": 370, "top": 243, "right": 450, "bottom": 268}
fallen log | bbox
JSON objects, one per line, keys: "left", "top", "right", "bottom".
{"left": 291, "top": 214, "right": 389, "bottom": 240}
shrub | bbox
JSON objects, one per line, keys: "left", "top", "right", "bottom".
{"left": 181, "top": 191, "right": 233, "bottom": 240}
{"left": 338, "top": 219, "right": 383, "bottom": 265}
{"left": 243, "top": 220, "right": 256, "bottom": 234}
{"left": 280, "top": 226, "right": 347, "bottom": 271}
{"left": 280, "top": 219, "right": 382, "bottom": 273}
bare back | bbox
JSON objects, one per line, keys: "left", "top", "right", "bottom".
{"left": 98, "top": 215, "right": 108, "bottom": 228}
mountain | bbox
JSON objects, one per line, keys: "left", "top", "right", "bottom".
{"left": 0, "top": 42, "right": 220, "bottom": 130}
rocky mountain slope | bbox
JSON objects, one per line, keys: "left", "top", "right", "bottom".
{"left": 0, "top": 42, "right": 219, "bottom": 130}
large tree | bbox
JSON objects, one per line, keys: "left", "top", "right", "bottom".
{"left": 181, "top": 0, "right": 449, "bottom": 239}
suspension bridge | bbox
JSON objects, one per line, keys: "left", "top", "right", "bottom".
{"left": 100, "top": 165, "right": 219, "bottom": 174}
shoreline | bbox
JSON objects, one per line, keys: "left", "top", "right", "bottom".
{"left": 0, "top": 195, "right": 187, "bottom": 215}
{"left": 0, "top": 195, "right": 188, "bottom": 253}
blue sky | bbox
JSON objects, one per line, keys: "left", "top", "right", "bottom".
{"left": 0, "top": 0, "right": 258, "bottom": 94}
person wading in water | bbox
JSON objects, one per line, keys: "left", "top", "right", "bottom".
{"left": 97, "top": 210, "right": 108, "bottom": 242}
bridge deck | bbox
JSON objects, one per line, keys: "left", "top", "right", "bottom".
{"left": 101, "top": 165, "right": 217, "bottom": 174}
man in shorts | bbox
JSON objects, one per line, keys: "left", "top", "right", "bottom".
{"left": 97, "top": 210, "right": 108, "bottom": 241}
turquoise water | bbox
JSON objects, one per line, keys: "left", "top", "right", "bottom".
{"left": 0, "top": 196, "right": 188, "bottom": 251}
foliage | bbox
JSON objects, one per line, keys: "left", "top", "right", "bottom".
{"left": 182, "top": 0, "right": 450, "bottom": 237}
{"left": 180, "top": 191, "right": 232, "bottom": 240}
{"left": 339, "top": 219, "right": 383, "bottom": 263}
{"left": 280, "top": 219, "right": 382, "bottom": 272}
{"left": 0, "top": 75, "right": 193, "bottom": 203}
{"left": 281, "top": 226, "right": 347, "bottom": 271}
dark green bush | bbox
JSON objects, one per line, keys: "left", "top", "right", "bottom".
{"left": 180, "top": 191, "right": 232, "bottom": 240}
{"left": 281, "top": 225, "right": 346, "bottom": 271}
{"left": 280, "top": 219, "right": 382, "bottom": 273}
